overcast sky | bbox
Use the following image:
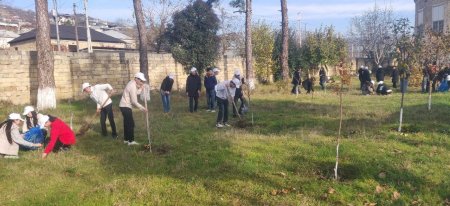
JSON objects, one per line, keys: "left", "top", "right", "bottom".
{"left": 5, "top": 0, "right": 415, "bottom": 34}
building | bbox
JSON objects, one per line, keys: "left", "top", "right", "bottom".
{"left": 415, "top": 0, "right": 450, "bottom": 33}
{"left": 9, "top": 25, "right": 126, "bottom": 52}
{"left": 0, "top": 30, "right": 19, "bottom": 49}
{"left": 101, "top": 29, "right": 136, "bottom": 49}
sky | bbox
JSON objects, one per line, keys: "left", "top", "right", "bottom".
{"left": 4, "top": 0, "right": 416, "bottom": 34}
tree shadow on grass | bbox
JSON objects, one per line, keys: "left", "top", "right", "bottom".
{"left": 73, "top": 94, "right": 450, "bottom": 204}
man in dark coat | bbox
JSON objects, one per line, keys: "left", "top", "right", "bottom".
{"left": 376, "top": 81, "right": 392, "bottom": 95}
{"left": 376, "top": 65, "right": 384, "bottom": 82}
{"left": 186, "top": 67, "right": 202, "bottom": 112}
{"left": 392, "top": 66, "right": 399, "bottom": 88}
{"left": 319, "top": 67, "right": 327, "bottom": 90}
{"left": 357, "top": 65, "right": 364, "bottom": 89}
{"left": 291, "top": 67, "right": 302, "bottom": 94}
{"left": 302, "top": 77, "right": 315, "bottom": 94}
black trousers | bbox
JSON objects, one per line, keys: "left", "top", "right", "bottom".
{"left": 216, "top": 98, "right": 229, "bottom": 123}
{"left": 100, "top": 103, "right": 117, "bottom": 137}
{"left": 120, "top": 107, "right": 134, "bottom": 142}
{"left": 189, "top": 96, "right": 199, "bottom": 112}
{"left": 233, "top": 95, "right": 245, "bottom": 116}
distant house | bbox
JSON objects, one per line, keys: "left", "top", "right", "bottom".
{"left": 8, "top": 25, "right": 126, "bottom": 52}
{"left": 415, "top": 0, "right": 449, "bottom": 33}
{"left": 101, "top": 29, "right": 136, "bottom": 49}
{"left": 0, "top": 30, "right": 19, "bottom": 49}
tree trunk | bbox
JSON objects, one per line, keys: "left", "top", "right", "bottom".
{"left": 133, "top": 0, "right": 149, "bottom": 81}
{"left": 398, "top": 83, "right": 405, "bottom": 132}
{"left": 35, "top": 0, "right": 56, "bottom": 110}
{"left": 280, "top": 0, "right": 289, "bottom": 81}
{"left": 245, "top": 0, "right": 255, "bottom": 90}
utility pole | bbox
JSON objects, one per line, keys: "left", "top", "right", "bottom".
{"left": 83, "top": 0, "right": 93, "bottom": 53}
{"left": 73, "top": 3, "right": 79, "bottom": 52}
{"left": 52, "top": 0, "right": 60, "bottom": 51}
{"left": 297, "top": 12, "right": 301, "bottom": 47}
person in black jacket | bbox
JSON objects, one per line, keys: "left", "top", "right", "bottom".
{"left": 392, "top": 66, "right": 399, "bottom": 88}
{"left": 376, "top": 65, "right": 384, "bottom": 82}
{"left": 204, "top": 68, "right": 218, "bottom": 112}
{"left": 291, "top": 67, "right": 301, "bottom": 94}
{"left": 319, "top": 67, "right": 327, "bottom": 90}
{"left": 302, "top": 77, "right": 315, "bottom": 94}
{"left": 160, "top": 74, "right": 174, "bottom": 113}
{"left": 186, "top": 67, "right": 202, "bottom": 112}
{"left": 357, "top": 65, "right": 364, "bottom": 89}
{"left": 232, "top": 70, "right": 245, "bottom": 117}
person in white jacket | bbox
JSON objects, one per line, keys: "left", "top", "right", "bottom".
{"left": 119, "top": 72, "right": 148, "bottom": 145}
{"left": 82, "top": 82, "right": 118, "bottom": 138}
{"left": 215, "top": 78, "right": 240, "bottom": 128}
{"left": 0, "top": 113, "right": 42, "bottom": 158}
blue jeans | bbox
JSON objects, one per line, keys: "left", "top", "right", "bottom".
{"left": 161, "top": 92, "right": 170, "bottom": 113}
{"left": 206, "top": 89, "right": 216, "bottom": 110}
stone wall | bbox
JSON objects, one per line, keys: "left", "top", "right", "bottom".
{"left": 0, "top": 50, "right": 245, "bottom": 105}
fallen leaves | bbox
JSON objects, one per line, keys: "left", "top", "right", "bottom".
{"left": 328, "top": 187, "right": 336, "bottom": 194}
{"left": 378, "top": 172, "right": 386, "bottom": 179}
{"left": 270, "top": 188, "right": 292, "bottom": 196}
{"left": 392, "top": 191, "right": 401, "bottom": 200}
{"left": 375, "top": 185, "right": 384, "bottom": 194}
{"left": 363, "top": 203, "right": 377, "bottom": 206}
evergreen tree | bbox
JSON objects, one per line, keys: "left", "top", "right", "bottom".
{"left": 166, "top": 0, "right": 220, "bottom": 73}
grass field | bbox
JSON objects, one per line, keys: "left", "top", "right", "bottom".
{"left": 0, "top": 81, "right": 449, "bottom": 205}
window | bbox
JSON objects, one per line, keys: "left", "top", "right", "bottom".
{"left": 432, "top": 5, "right": 445, "bottom": 33}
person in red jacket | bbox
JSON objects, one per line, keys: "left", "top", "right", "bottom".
{"left": 39, "top": 115, "right": 76, "bottom": 159}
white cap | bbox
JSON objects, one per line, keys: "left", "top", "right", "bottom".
{"left": 387, "top": 89, "right": 393, "bottom": 94}
{"left": 234, "top": 69, "right": 241, "bottom": 76}
{"left": 38, "top": 115, "right": 49, "bottom": 129}
{"left": 134, "top": 72, "right": 147, "bottom": 82}
{"left": 231, "top": 78, "right": 241, "bottom": 88}
{"left": 9, "top": 113, "right": 24, "bottom": 121}
{"left": 360, "top": 65, "right": 364, "bottom": 68}
{"left": 190, "top": 67, "right": 197, "bottom": 72}
{"left": 81, "top": 82, "right": 91, "bottom": 92}
{"left": 447, "top": 75, "right": 450, "bottom": 81}
{"left": 22, "top": 106, "right": 35, "bottom": 115}
{"left": 213, "top": 68, "right": 220, "bottom": 72}
{"left": 168, "top": 73, "right": 174, "bottom": 79}
{"left": 378, "top": 65, "right": 382, "bottom": 68}
{"left": 365, "top": 66, "right": 368, "bottom": 69}
{"left": 378, "top": 81, "right": 384, "bottom": 84}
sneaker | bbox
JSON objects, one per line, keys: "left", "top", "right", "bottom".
{"left": 206, "top": 109, "right": 211, "bottom": 112}
{"left": 224, "top": 123, "right": 231, "bottom": 127}
{"left": 4, "top": 155, "right": 19, "bottom": 159}
{"left": 123, "top": 141, "right": 129, "bottom": 144}
{"left": 210, "top": 110, "right": 216, "bottom": 113}
{"left": 112, "top": 135, "right": 118, "bottom": 139}
{"left": 216, "top": 123, "right": 224, "bottom": 128}
{"left": 128, "top": 141, "right": 140, "bottom": 146}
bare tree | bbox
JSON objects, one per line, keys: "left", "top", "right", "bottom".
{"left": 133, "top": 0, "right": 149, "bottom": 80}
{"left": 280, "top": 0, "right": 289, "bottom": 81}
{"left": 350, "top": 5, "right": 394, "bottom": 67}
{"left": 35, "top": 0, "right": 56, "bottom": 109}
{"left": 144, "top": 0, "right": 185, "bottom": 53}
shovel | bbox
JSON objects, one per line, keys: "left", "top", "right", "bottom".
{"left": 76, "top": 95, "right": 111, "bottom": 136}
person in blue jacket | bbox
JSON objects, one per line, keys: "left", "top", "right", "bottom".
{"left": 204, "top": 68, "right": 218, "bottom": 112}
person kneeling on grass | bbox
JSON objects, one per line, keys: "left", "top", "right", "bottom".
{"left": 376, "top": 81, "right": 392, "bottom": 95}
{"left": 21, "top": 106, "right": 47, "bottom": 150}
{"left": 0, "top": 113, "right": 42, "bottom": 158}
{"left": 215, "top": 78, "right": 241, "bottom": 128}
{"left": 39, "top": 115, "right": 76, "bottom": 159}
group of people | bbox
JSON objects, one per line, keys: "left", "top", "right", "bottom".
{"left": 291, "top": 67, "right": 327, "bottom": 95}
{"left": 358, "top": 65, "right": 395, "bottom": 95}
{"left": 183, "top": 67, "right": 247, "bottom": 128}
{"left": 422, "top": 62, "right": 450, "bottom": 93}
{"left": 0, "top": 106, "right": 76, "bottom": 159}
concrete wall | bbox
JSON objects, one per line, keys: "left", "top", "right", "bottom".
{"left": 0, "top": 51, "right": 244, "bottom": 105}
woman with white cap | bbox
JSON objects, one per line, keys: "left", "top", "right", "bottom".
{"left": 215, "top": 78, "right": 240, "bottom": 128}
{"left": 119, "top": 72, "right": 148, "bottom": 145}
{"left": 0, "top": 113, "right": 42, "bottom": 158}
{"left": 39, "top": 115, "right": 76, "bottom": 159}
{"left": 21, "top": 106, "right": 46, "bottom": 149}
{"left": 82, "top": 82, "right": 118, "bottom": 138}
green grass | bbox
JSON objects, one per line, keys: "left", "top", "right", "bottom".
{"left": 1, "top": 81, "right": 449, "bottom": 205}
